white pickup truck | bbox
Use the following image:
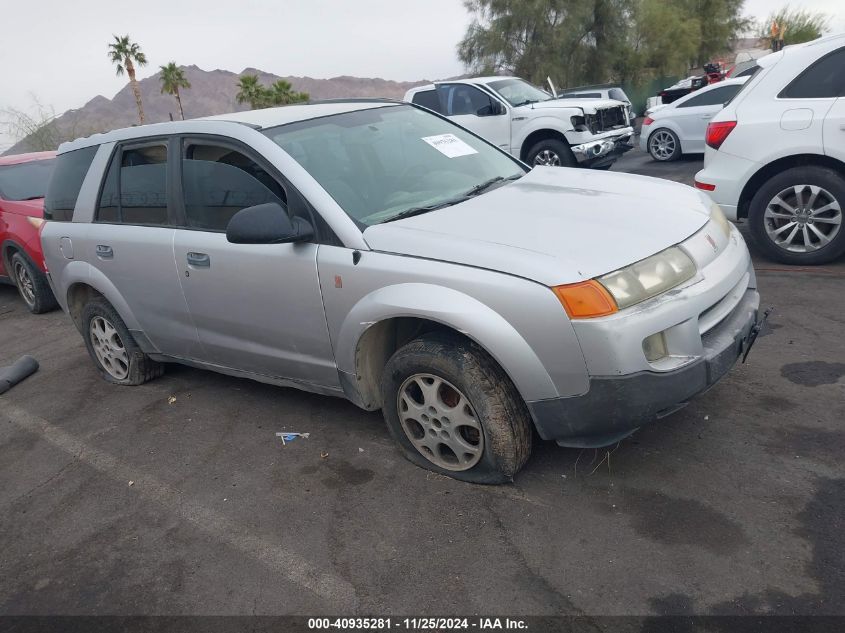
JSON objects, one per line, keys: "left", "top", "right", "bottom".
{"left": 405, "top": 76, "right": 634, "bottom": 169}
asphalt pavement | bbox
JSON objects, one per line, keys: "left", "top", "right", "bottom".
{"left": 1, "top": 150, "right": 843, "bottom": 618}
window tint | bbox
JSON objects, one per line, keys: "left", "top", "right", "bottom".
{"left": 97, "top": 144, "right": 168, "bottom": 225}
{"left": 678, "top": 85, "right": 739, "bottom": 108}
{"left": 0, "top": 158, "right": 55, "bottom": 202}
{"left": 780, "top": 48, "right": 845, "bottom": 98}
{"left": 44, "top": 146, "right": 97, "bottom": 221}
{"left": 438, "top": 84, "right": 496, "bottom": 116}
{"left": 734, "top": 65, "right": 758, "bottom": 78}
{"left": 411, "top": 90, "right": 443, "bottom": 113}
{"left": 181, "top": 143, "right": 287, "bottom": 231}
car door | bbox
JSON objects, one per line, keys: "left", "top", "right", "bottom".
{"left": 437, "top": 84, "right": 511, "bottom": 153}
{"left": 825, "top": 96, "right": 845, "bottom": 162}
{"left": 672, "top": 85, "right": 740, "bottom": 152}
{"left": 171, "top": 136, "right": 338, "bottom": 388}
{"left": 85, "top": 138, "right": 202, "bottom": 359}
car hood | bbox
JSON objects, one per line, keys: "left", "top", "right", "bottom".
{"left": 363, "top": 168, "right": 711, "bottom": 286}
{"left": 524, "top": 98, "right": 623, "bottom": 114}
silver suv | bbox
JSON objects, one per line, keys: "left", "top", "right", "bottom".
{"left": 42, "top": 100, "right": 761, "bottom": 483}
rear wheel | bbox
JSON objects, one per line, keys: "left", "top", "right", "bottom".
{"left": 81, "top": 297, "right": 164, "bottom": 385}
{"left": 748, "top": 166, "right": 845, "bottom": 265}
{"left": 10, "top": 251, "right": 57, "bottom": 314}
{"left": 647, "top": 128, "right": 681, "bottom": 161}
{"left": 381, "top": 334, "right": 532, "bottom": 484}
{"left": 526, "top": 139, "right": 577, "bottom": 168}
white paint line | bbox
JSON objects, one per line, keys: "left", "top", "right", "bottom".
{"left": 1, "top": 400, "right": 358, "bottom": 610}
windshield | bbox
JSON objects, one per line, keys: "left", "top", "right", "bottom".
{"left": 263, "top": 104, "right": 525, "bottom": 226}
{"left": 0, "top": 159, "right": 56, "bottom": 201}
{"left": 487, "top": 78, "right": 553, "bottom": 107}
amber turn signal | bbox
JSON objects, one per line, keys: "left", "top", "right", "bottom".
{"left": 552, "top": 281, "right": 618, "bottom": 318}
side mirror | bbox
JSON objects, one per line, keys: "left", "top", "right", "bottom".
{"left": 226, "top": 202, "right": 314, "bottom": 244}
{"left": 477, "top": 101, "right": 506, "bottom": 117}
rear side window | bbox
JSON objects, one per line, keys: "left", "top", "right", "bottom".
{"left": 411, "top": 90, "right": 443, "bottom": 113}
{"left": 0, "top": 159, "right": 55, "bottom": 202}
{"left": 609, "top": 88, "right": 629, "bottom": 102}
{"left": 780, "top": 47, "right": 845, "bottom": 98}
{"left": 181, "top": 143, "right": 287, "bottom": 231}
{"left": 97, "top": 144, "right": 168, "bottom": 225}
{"left": 44, "top": 146, "right": 97, "bottom": 221}
{"left": 679, "top": 85, "right": 740, "bottom": 108}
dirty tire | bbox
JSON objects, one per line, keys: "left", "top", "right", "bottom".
{"left": 381, "top": 333, "right": 532, "bottom": 484}
{"left": 748, "top": 166, "right": 845, "bottom": 265}
{"left": 10, "top": 251, "right": 57, "bottom": 314}
{"left": 81, "top": 297, "right": 164, "bottom": 385}
{"left": 526, "top": 138, "right": 577, "bottom": 168}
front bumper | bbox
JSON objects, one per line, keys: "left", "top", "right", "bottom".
{"left": 572, "top": 132, "right": 634, "bottom": 167}
{"left": 527, "top": 287, "right": 760, "bottom": 448}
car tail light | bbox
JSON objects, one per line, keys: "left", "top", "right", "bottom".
{"left": 694, "top": 180, "right": 716, "bottom": 191}
{"left": 643, "top": 116, "right": 654, "bottom": 126}
{"left": 705, "top": 120, "right": 737, "bottom": 150}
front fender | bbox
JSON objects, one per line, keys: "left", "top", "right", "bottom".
{"left": 514, "top": 117, "right": 575, "bottom": 152}
{"left": 336, "top": 283, "right": 558, "bottom": 404}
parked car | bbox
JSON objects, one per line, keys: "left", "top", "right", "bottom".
{"left": 42, "top": 101, "right": 760, "bottom": 483}
{"left": 640, "top": 77, "right": 749, "bottom": 161}
{"left": 0, "top": 151, "right": 58, "bottom": 313}
{"left": 404, "top": 77, "right": 634, "bottom": 170}
{"left": 696, "top": 33, "right": 845, "bottom": 265}
{"left": 556, "top": 84, "right": 636, "bottom": 120}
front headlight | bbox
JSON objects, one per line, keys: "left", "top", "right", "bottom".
{"left": 710, "top": 202, "right": 731, "bottom": 238}
{"left": 598, "top": 246, "right": 696, "bottom": 310}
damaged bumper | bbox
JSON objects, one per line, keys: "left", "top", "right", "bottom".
{"left": 571, "top": 131, "right": 634, "bottom": 167}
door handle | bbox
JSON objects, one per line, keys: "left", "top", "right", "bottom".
{"left": 840, "top": 124, "right": 845, "bottom": 130}
{"left": 186, "top": 252, "right": 210, "bottom": 267}
{"left": 701, "top": 114, "right": 713, "bottom": 119}
{"left": 95, "top": 245, "right": 113, "bottom": 259}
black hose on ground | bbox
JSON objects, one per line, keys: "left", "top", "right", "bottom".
{"left": 0, "top": 355, "right": 39, "bottom": 395}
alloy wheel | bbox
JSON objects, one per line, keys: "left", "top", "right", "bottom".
{"left": 13, "top": 261, "right": 35, "bottom": 307}
{"left": 533, "top": 149, "right": 561, "bottom": 167}
{"left": 397, "top": 373, "right": 484, "bottom": 471}
{"left": 763, "top": 185, "right": 842, "bottom": 253}
{"left": 649, "top": 130, "right": 676, "bottom": 160}
{"left": 89, "top": 316, "right": 130, "bottom": 380}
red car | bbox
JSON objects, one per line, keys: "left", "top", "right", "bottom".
{"left": 0, "top": 151, "right": 58, "bottom": 313}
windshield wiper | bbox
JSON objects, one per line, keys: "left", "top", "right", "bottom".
{"left": 381, "top": 198, "right": 467, "bottom": 224}
{"left": 463, "top": 173, "right": 522, "bottom": 198}
{"left": 512, "top": 99, "right": 537, "bottom": 108}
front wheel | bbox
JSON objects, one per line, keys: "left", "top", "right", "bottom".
{"left": 748, "top": 166, "right": 845, "bottom": 265}
{"left": 526, "top": 139, "right": 577, "bottom": 168}
{"left": 381, "top": 334, "right": 532, "bottom": 484}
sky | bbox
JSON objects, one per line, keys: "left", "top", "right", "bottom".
{"left": 1, "top": 0, "right": 843, "bottom": 150}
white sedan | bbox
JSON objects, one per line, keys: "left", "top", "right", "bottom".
{"left": 640, "top": 78, "right": 748, "bottom": 161}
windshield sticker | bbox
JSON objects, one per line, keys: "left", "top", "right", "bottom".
{"left": 421, "top": 134, "right": 478, "bottom": 158}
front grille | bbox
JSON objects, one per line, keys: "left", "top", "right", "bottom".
{"left": 585, "top": 106, "right": 628, "bottom": 134}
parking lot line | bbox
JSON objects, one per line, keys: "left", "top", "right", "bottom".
{"left": 1, "top": 400, "right": 359, "bottom": 610}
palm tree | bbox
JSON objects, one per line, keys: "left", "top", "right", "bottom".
{"left": 236, "top": 74, "right": 267, "bottom": 110}
{"left": 108, "top": 35, "right": 148, "bottom": 124}
{"left": 268, "top": 80, "right": 309, "bottom": 106}
{"left": 159, "top": 62, "right": 191, "bottom": 120}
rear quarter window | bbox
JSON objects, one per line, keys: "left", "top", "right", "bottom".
{"left": 779, "top": 47, "right": 845, "bottom": 99}
{"left": 44, "top": 146, "right": 98, "bottom": 221}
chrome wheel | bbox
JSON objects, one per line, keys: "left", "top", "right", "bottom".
{"left": 89, "top": 316, "right": 130, "bottom": 380}
{"left": 764, "top": 185, "right": 842, "bottom": 253}
{"left": 397, "top": 373, "right": 484, "bottom": 471}
{"left": 649, "top": 130, "right": 677, "bottom": 161}
{"left": 13, "top": 260, "right": 35, "bottom": 307}
{"left": 533, "top": 149, "right": 561, "bottom": 167}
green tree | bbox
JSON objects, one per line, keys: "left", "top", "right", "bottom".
{"left": 159, "top": 62, "right": 191, "bottom": 120}
{"left": 108, "top": 35, "right": 148, "bottom": 124}
{"left": 760, "top": 5, "right": 829, "bottom": 46}
{"left": 268, "top": 80, "right": 309, "bottom": 106}
{"left": 236, "top": 74, "right": 269, "bottom": 109}
{"left": 683, "top": 0, "right": 751, "bottom": 67}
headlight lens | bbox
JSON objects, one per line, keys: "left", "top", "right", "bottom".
{"left": 598, "top": 246, "right": 696, "bottom": 309}
{"left": 710, "top": 202, "right": 731, "bottom": 238}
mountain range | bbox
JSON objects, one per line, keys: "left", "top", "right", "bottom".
{"left": 4, "top": 65, "right": 442, "bottom": 155}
